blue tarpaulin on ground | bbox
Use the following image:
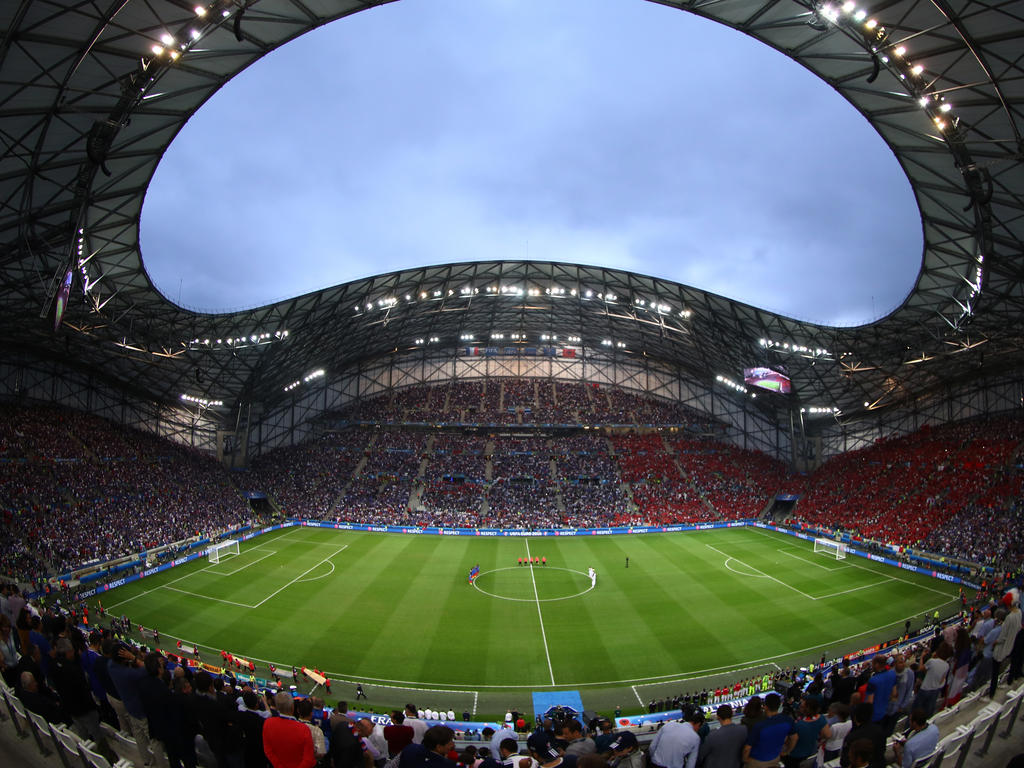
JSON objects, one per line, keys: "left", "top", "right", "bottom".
{"left": 532, "top": 690, "right": 584, "bottom": 721}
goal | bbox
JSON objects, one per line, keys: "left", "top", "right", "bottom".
{"left": 208, "top": 538, "right": 240, "bottom": 563}
{"left": 813, "top": 537, "right": 847, "bottom": 560}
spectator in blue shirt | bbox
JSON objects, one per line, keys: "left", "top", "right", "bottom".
{"left": 865, "top": 656, "right": 897, "bottom": 731}
{"left": 743, "top": 693, "right": 796, "bottom": 768}
{"left": 892, "top": 709, "right": 938, "bottom": 768}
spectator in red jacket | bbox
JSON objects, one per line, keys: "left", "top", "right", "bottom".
{"left": 263, "top": 692, "right": 315, "bottom": 768}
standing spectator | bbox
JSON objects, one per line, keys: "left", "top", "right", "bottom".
{"left": 840, "top": 704, "right": 885, "bottom": 768}
{"left": 890, "top": 655, "right": 915, "bottom": 719}
{"left": 108, "top": 643, "right": 154, "bottom": 762}
{"left": 192, "top": 669, "right": 240, "bottom": 768}
{"left": 400, "top": 724, "right": 457, "bottom": 768}
{"left": 51, "top": 637, "right": 110, "bottom": 753}
{"left": 138, "top": 652, "right": 188, "bottom": 768}
{"left": 822, "top": 704, "right": 851, "bottom": 764}
{"left": 330, "top": 709, "right": 369, "bottom": 768}
{"left": 593, "top": 720, "right": 615, "bottom": 755}
{"left": 238, "top": 689, "right": 271, "bottom": 768}
{"left": 385, "top": 711, "right": 416, "bottom": 757}
{"left": 696, "top": 704, "right": 746, "bottom": 768}
{"left": 830, "top": 665, "right": 856, "bottom": 707}
{"left": 913, "top": 644, "right": 950, "bottom": 716}
{"left": 990, "top": 602, "right": 1022, "bottom": 696}
{"left": 783, "top": 697, "right": 829, "bottom": 768}
{"left": 864, "top": 657, "right": 896, "bottom": 731}
{"left": 0, "top": 614, "right": 21, "bottom": 687}
{"left": 263, "top": 692, "right": 315, "bottom": 768}
{"left": 295, "top": 698, "right": 328, "bottom": 763}
{"left": 740, "top": 697, "right": 764, "bottom": 729}
{"left": 742, "top": 694, "right": 795, "bottom": 768}
{"left": 405, "top": 704, "right": 429, "bottom": 744}
{"left": 649, "top": 713, "right": 701, "bottom": 768}
{"left": 558, "top": 720, "right": 594, "bottom": 758}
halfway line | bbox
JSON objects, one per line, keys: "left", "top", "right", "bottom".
{"left": 525, "top": 539, "right": 556, "bottom": 685}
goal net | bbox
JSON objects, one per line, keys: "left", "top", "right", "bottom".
{"left": 813, "top": 537, "right": 847, "bottom": 560}
{"left": 208, "top": 538, "right": 240, "bottom": 564}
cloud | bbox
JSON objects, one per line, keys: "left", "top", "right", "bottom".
{"left": 142, "top": 0, "right": 921, "bottom": 325}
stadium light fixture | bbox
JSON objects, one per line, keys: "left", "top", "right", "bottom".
{"left": 715, "top": 374, "right": 748, "bottom": 394}
{"left": 180, "top": 393, "right": 223, "bottom": 407}
{"left": 194, "top": 5, "right": 206, "bottom": 15}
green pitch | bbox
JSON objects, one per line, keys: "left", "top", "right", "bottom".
{"left": 94, "top": 525, "right": 961, "bottom": 713}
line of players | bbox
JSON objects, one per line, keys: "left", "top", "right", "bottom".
{"left": 646, "top": 673, "right": 779, "bottom": 713}
{"left": 518, "top": 557, "right": 547, "bottom": 566}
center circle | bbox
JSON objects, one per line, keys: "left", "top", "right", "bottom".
{"left": 472, "top": 566, "right": 595, "bottom": 602}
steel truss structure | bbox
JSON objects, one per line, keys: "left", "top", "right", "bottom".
{"left": 1, "top": 0, "right": 1022, "bottom": 465}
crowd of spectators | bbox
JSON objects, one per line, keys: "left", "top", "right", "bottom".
{"left": 2, "top": 579, "right": 1020, "bottom": 768}
{"left": 250, "top": 432, "right": 368, "bottom": 519}
{"left": 324, "top": 380, "right": 714, "bottom": 428}
{"left": 4, "top": 397, "right": 1023, "bottom": 580}
{"left": 788, "top": 414, "right": 1024, "bottom": 564}
{"left": 675, "top": 442, "right": 786, "bottom": 521}
{"left": 0, "top": 405, "right": 253, "bottom": 581}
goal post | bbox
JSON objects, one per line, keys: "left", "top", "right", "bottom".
{"left": 813, "top": 537, "right": 847, "bottom": 560}
{"left": 208, "top": 538, "right": 240, "bottom": 563}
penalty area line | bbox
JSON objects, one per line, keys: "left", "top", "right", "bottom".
{"left": 705, "top": 544, "right": 815, "bottom": 600}
{"left": 251, "top": 544, "right": 348, "bottom": 608}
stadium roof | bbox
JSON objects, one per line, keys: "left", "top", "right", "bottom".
{"left": 1, "top": 0, "right": 1022, "bottom": 427}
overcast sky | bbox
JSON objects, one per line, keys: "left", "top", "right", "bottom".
{"left": 141, "top": 0, "right": 921, "bottom": 326}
